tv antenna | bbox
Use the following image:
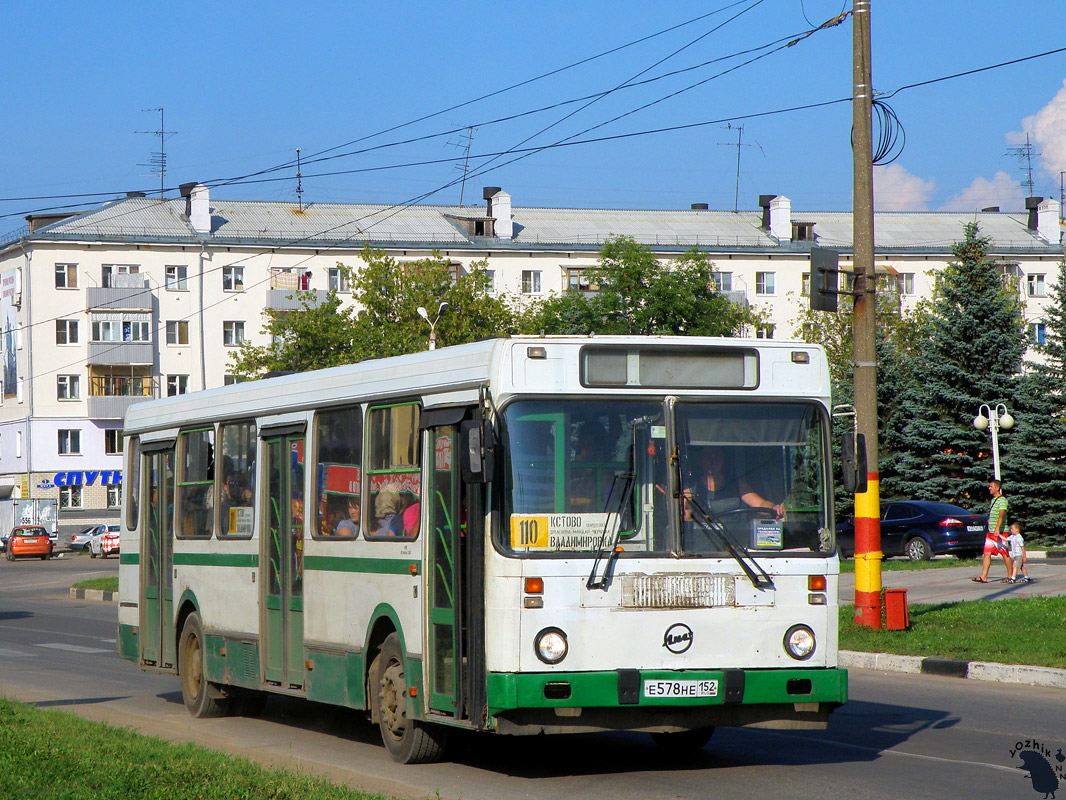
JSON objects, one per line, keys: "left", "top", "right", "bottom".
{"left": 717, "top": 123, "right": 763, "bottom": 213}
{"left": 448, "top": 126, "right": 477, "bottom": 205}
{"left": 136, "top": 107, "right": 176, "bottom": 199}
{"left": 1006, "top": 132, "right": 1040, "bottom": 197}
{"left": 295, "top": 148, "right": 304, "bottom": 211}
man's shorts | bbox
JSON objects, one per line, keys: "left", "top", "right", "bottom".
{"left": 984, "top": 535, "right": 1008, "bottom": 556}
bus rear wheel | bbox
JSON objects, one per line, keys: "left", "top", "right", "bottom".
{"left": 179, "top": 612, "right": 231, "bottom": 718}
{"left": 371, "top": 633, "right": 446, "bottom": 764}
{"left": 650, "top": 727, "right": 715, "bottom": 752}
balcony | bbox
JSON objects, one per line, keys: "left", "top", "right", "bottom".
{"left": 88, "top": 376, "right": 157, "bottom": 419}
{"left": 88, "top": 341, "right": 154, "bottom": 366}
{"left": 267, "top": 288, "right": 329, "bottom": 311}
{"left": 87, "top": 277, "right": 151, "bottom": 311}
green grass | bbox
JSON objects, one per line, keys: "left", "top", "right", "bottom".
{"left": 0, "top": 696, "right": 392, "bottom": 800}
{"left": 836, "top": 556, "right": 979, "bottom": 574}
{"left": 72, "top": 577, "right": 119, "bottom": 592}
{"left": 839, "top": 595, "right": 1066, "bottom": 668}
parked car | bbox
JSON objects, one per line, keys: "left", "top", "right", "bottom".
{"left": 69, "top": 526, "right": 99, "bottom": 551}
{"left": 88, "top": 524, "right": 121, "bottom": 558}
{"left": 836, "top": 501, "right": 987, "bottom": 561}
{"left": 5, "top": 526, "right": 54, "bottom": 561}
{"left": 2, "top": 526, "right": 57, "bottom": 552}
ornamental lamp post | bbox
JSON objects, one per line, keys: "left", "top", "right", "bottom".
{"left": 973, "top": 403, "right": 1014, "bottom": 481}
{"left": 417, "top": 302, "right": 449, "bottom": 351}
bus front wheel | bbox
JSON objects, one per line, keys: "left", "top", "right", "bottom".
{"left": 179, "top": 612, "right": 231, "bottom": 718}
{"left": 371, "top": 633, "right": 446, "bottom": 764}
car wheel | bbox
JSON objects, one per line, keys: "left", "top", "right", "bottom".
{"left": 89, "top": 549, "right": 96, "bottom": 559}
{"left": 905, "top": 537, "right": 932, "bottom": 561}
{"left": 371, "top": 632, "right": 446, "bottom": 763}
{"left": 179, "top": 612, "right": 231, "bottom": 718}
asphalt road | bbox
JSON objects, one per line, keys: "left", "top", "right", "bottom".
{"left": 1, "top": 554, "right": 1065, "bottom": 800}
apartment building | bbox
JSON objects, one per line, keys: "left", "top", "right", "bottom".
{"left": 0, "top": 182, "right": 1061, "bottom": 524}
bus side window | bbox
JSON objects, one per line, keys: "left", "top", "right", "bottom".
{"left": 314, "top": 405, "right": 363, "bottom": 539}
{"left": 176, "top": 428, "right": 214, "bottom": 539}
{"left": 366, "top": 403, "right": 421, "bottom": 540}
{"left": 218, "top": 421, "right": 256, "bottom": 538}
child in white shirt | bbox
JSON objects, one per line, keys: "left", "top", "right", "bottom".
{"left": 1006, "top": 521, "right": 1031, "bottom": 583}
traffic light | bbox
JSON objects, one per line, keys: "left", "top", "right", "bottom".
{"left": 810, "top": 247, "right": 839, "bottom": 312}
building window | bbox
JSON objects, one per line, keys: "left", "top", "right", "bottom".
{"left": 566, "top": 267, "right": 598, "bottom": 292}
{"left": 521, "top": 270, "right": 542, "bottom": 294}
{"left": 55, "top": 263, "right": 78, "bottom": 289}
{"left": 755, "top": 272, "right": 775, "bottom": 295}
{"left": 59, "top": 429, "right": 81, "bottom": 455}
{"left": 328, "top": 267, "right": 349, "bottom": 293}
{"left": 56, "top": 320, "right": 79, "bottom": 345}
{"left": 842, "top": 272, "right": 856, "bottom": 292}
{"left": 107, "top": 485, "right": 122, "bottom": 508}
{"left": 102, "top": 264, "right": 140, "bottom": 288}
{"left": 899, "top": 272, "right": 915, "bottom": 295}
{"left": 485, "top": 269, "right": 496, "bottom": 292}
{"left": 91, "top": 319, "right": 150, "bottom": 342}
{"left": 713, "top": 272, "right": 733, "bottom": 292}
{"left": 223, "top": 266, "right": 245, "bottom": 291}
{"left": 166, "top": 265, "right": 188, "bottom": 291}
{"left": 801, "top": 272, "right": 811, "bottom": 297}
{"left": 756, "top": 324, "right": 776, "bottom": 339}
{"left": 1028, "top": 274, "right": 1046, "bottom": 297}
{"left": 166, "top": 321, "right": 190, "bottom": 345}
{"left": 105, "top": 429, "right": 123, "bottom": 455}
{"left": 167, "top": 375, "right": 189, "bottom": 396}
{"left": 223, "top": 374, "right": 244, "bottom": 386}
{"left": 60, "top": 485, "right": 83, "bottom": 509}
{"left": 223, "top": 321, "right": 246, "bottom": 346}
{"left": 1031, "top": 322, "right": 1047, "bottom": 345}
{"left": 57, "top": 375, "right": 80, "bottom": 401}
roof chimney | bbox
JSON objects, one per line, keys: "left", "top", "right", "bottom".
{"left": 761, "top": 195, "right": 791, "bottom": 241}
{"left": 691, "top": 203, "right": 709, "bottom": 210}
{"left": 485, "top": 187, "right": 512, "bottom": 240}
{"left": 1037, "top": 198, "right": 1061, "bottom": 244}
{"left": 180, "top": 182, "right": 211, "bottom": 234}
{"left": 1025, "top": 196, "right": 1044, "bottom": 232}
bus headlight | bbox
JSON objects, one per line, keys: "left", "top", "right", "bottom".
{"left": 534, "top": 627, "right": 568, "bottom": 664}
{"left": 783, "top": 624, "right": 816, "bottom": 660}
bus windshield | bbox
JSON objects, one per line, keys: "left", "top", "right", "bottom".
{"left": 501, "top": 399, "right": 831, "bottom": 558}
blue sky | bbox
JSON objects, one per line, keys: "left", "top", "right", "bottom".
{"left": 3, "top": 1, "right": 1065, "bottom": 234}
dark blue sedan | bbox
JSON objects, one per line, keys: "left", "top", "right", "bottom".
{"left": 836, "top": 501, "right": 988, "bottom": 561}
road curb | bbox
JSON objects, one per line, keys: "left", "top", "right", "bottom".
{"left": 69, "top": 588, "right": 115, "bottom": 603}
{"left": 840, "top": 650, "right": 1066, "bottom": 689}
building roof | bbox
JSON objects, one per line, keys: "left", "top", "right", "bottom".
{"left": 5, "top": 193, "right": 1061, "bottom": 256}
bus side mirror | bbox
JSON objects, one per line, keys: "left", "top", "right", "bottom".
{"left": 841, "top": 433, "right": 868, "bottom": 494}
{"left": 460, "top": 420, "right": 494, "bottom": 483}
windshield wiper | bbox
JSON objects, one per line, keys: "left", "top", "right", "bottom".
{"left": 684, "top": 495, "right": 775, "bottom": 590}
{"left": 585, "top": 468, "right": 635, "bottom": 590}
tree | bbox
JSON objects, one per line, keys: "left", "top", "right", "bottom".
{"left": 1005, "top": 259, "right": 1066, "bottom": 546}
{"left": 882, "top": 223, "right": 1027, "bottom": 511}
{"left": 521, "top": 236, "right": 762, "bottom": 336}
{"left": 228, "top": 247, "right": 518, "bottom": 377}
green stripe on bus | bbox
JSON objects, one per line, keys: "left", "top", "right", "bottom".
{"left": 173, "top": 553, "right": 260, "bottom": 568}
{"left": 120, "top": 553, "right": 140, "bottom": 566}
{"left": 303, "top": 555, "right": 417, "bottom": 575}
{"left": 486, "top": 667, "right": 848, "bottom": 711}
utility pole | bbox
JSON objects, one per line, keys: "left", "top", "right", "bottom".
{"left": 852, "top": 0, "right": 881, "bottom": 628}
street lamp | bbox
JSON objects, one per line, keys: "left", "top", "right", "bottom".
{"left": 417, "top": 302, "right": 449, "bottom": 351}
{"left": 973, "top": 403, "right": 1014, "bottom": 481}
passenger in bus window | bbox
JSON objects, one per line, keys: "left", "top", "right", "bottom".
{"left": 371, "top": 489, "right": 402, "bottom": 536}
{"left": 683, "top": 446, "right": 784, "bottom": 520}
{"left": 388, "top": 500, "right": 420, "bottom": 537}
{"left": 335, "top": 496, "right": 360, "bottom": 537}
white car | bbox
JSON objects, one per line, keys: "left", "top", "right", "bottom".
{"left": 69, "top": 526, "right": 98, "bottom": 551}
{"left": 88, "top": 524, "right": 121, "bottom": 558}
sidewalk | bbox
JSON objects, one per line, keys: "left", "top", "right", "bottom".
{"left": 838, "top": 557, "right": 1066, "bottom": 689}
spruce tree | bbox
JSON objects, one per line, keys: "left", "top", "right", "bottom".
{"left": 884, "top": 223, "right": 1026, "bottom": 512}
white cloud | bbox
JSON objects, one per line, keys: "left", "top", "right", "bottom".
{"left": 940, "top": 170, "right": 1023, "bottom": 212}
{"left": 873, "top": 164, "right": 936, "bottom": 211}
{"left": 1013, "top": 78, "right": 1066, "bottom": 177}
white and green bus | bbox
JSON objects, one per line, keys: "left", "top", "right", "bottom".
{"left": 118, "top": 336, "right": 849, "bottom": 763}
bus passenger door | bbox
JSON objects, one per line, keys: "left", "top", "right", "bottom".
{"left": 141, "top": 449, "right": 176, "bottom": 669}
{"left": 427, "top": 424, "right": 463, "bottom": 716}
{"left": 262, "top": 432, "right": 306, "bottom": 690}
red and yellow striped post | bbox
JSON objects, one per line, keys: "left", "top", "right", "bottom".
{"left": 853, "top": 474, "right": 881, "bottom": 627}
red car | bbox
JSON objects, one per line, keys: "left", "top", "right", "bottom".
{"left": 5, "top": 526, "right": 54, "bottom": 561}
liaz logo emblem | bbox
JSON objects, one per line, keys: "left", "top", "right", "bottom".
{"left": 662, "top": 623, "right": 693, "bottom": 654}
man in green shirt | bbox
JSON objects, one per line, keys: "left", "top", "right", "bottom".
{"left": 973, "top": 479, "right": 1013, "bottom": 583}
